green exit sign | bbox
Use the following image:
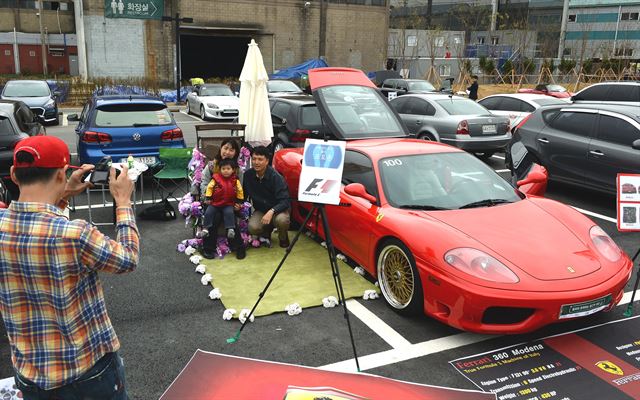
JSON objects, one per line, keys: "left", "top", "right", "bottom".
{"left": 105, "top": 0, "right": 163, "bottom": 20}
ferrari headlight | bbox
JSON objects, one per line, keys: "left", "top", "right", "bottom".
{"left": 206, "top": 103, "right": 219, "bottom": 109}
{"left": 444, "top": 248, "right": 519, "bottom": 283}
{"left": 590, "top": 225, "right": 621, "bottom": 262}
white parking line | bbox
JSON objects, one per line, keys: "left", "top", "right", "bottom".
{"left": 345, "top": 300, "right": 411, "bottom": 349}
{"left": 571, "top": 206, "right": 617, "bottom": 224}
{"left": 319, "top": 332, "right": 495, "bottom": 372}
{"left": 179, "top": 110, "right": 202, "bottom": 122}
{"left": 495, "top": 169, "right": 510, "bottom": 173}
{"left": 62, "top": 113, "right": 68, "bottom": 126}
{"left": 491, "top": 154, "right": 505, "bottom": 160}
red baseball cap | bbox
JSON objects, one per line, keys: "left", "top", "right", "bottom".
{"left": 13, "top": 136, "right": 70, "bottom": 169}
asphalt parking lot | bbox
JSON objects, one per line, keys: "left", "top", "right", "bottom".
{"left": 1, "top": 109, "right": 639, "bottom": 399}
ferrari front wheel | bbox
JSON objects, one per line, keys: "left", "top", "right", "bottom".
{"left": 377, "top": 239, "right": 423, "bottom": 315}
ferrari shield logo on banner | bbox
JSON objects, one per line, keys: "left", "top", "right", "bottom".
{"left": 298, "top": 139, "right": 346, "bottom": 205}
{"left": 595, "top": 360, "right": 624, "bottom": 376}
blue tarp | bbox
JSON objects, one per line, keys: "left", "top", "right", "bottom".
{"left": 160, "top": 87, "right": 193, "bottom": 103}
{"left": 269, "top": 58, "right": 328, "bottom": 80}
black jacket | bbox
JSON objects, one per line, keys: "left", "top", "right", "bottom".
{"left": 467, "top": 81, "right": 479, "bottom": 100}
{"left": 243, "top": 166, "right": 290, "bottom": 214}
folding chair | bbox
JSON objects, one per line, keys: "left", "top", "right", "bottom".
{"left": 153, "top": 147, "right": 193, "bottom": 202}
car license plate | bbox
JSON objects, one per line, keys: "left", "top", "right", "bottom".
{"left": 559, "top": 294, "right": 612, "bottom": 319}
{"left": 120, "top": 156, "right": 156, "bottom": 165}
{"left": 482, "top": 125, "right": 497, "bottom": 134}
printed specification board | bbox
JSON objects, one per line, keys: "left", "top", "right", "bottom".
{"left": 451, "top": 316, "right": 640, "bottom": 400}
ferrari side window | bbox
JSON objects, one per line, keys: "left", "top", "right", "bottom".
{"left": 342, "top": 151, "right": 377, "bottom": 198}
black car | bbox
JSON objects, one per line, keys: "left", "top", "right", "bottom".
{"left": 0, "top": 100, "right": 46, "bottom": 202}
{"left": 379, "top": 79, "right": 437, "bottom": 98}
{"left": 1, "top": 80, "right": 60, "bottom": 125}
{"left": 507, "top": 103, "right": 640, "bottom": 194}
{"left": 269, "top": 96, "right": 324, "bottom": 152}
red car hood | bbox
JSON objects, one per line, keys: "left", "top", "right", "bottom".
{"left": 430, "top": 200, "right": 600, "bottom": 281}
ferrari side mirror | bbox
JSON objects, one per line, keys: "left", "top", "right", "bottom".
{"left": 344, "top": 183, "right": 376, "bottom": 203}
{"left": 517, "top": 169, "right": 546, "bottom": 187}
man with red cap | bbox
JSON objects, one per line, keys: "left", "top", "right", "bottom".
{"left": 0, "top": 136, "right": 137, "bottom": 399}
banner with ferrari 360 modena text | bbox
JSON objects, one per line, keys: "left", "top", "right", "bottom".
{"left": 617, "top": 174, "right": 640, "bottom": 231}
{"left": 298, "top": 139, "right": 346, "bottom": 205}
{"left": 451, "top": 316, "right": 640, "bottom": 400}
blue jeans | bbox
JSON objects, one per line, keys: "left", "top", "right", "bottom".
{"left": 203, "top": 204, "right": 235, "bottom": 231}
{"left": 15, "top": 352, "right": 128, "bottom": 400}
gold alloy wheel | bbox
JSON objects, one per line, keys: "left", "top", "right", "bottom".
{"left": 378, "top": 244, "right": 414, "bottom": 309}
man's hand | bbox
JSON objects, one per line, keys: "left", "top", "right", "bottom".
{"left": 63, "top": 164, "right": 94, "bottom": 198}
{"left": 261, "top": 209, "right": 274, "bottom": 225}
{"left": 109, "top": 165, "right": 134, "bottom": 207}
{"left": 233, "top": 203, "right": 241, "bottom": 211}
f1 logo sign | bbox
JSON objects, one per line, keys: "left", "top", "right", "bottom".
{"left": 304, "top": 178, "right": 339, "bottom": 195}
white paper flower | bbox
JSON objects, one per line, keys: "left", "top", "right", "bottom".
{"left": 190, "top": 255, "right": 203, "bottom": 265}
{"left": 223, "top": 308, "right": 236, "bottom": 320}
{"left": 363, "top": 290, "right": 379, "bottom": 300}
{"left": 195, "top": 264, "right": 206, "bottom": 274}
{"left": 238, "top": 308, "right": 254, "bottom": 324}
{"left": 200, "top": 273, "right": 212, "bottom": 285}
{"left": 353, "top": 266, "right": 365, "bottom": 276}
{"left": 322, "top": 296, "right": 339, "bottom": 308}
{"left": 208, "top": 288, "right": 221, "bottom": 300}
{"left": 185, "top": 246, "right": 196, "bottom": 256}
{"left": 320, "top": 241, "right": 327, "bottom": 248}
{"left": 285, "top": 303, "right": 302, "bottom": 316}
{"left": 374, "top": 281, "right": 379, "bottom": 287}
{"left": 336, "top": 253, "right": 347, "bottom": 261}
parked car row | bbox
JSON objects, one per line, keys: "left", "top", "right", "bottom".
{"left": 273, "top": 67, "right": 631, "bottom": 334}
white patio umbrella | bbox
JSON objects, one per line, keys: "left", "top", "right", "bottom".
{"left": 239, "top": 39, "right": 273, "bottom": 147}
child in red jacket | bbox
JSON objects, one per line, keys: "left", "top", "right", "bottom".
{"left": 201, "top": 158, "right": 244, "bottom": 239}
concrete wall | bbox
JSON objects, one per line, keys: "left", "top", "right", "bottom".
{"left": 81, "top": 0, "right": 388, "bottom": 83}
{"left": 83, "top": 15, "right": 145, "bottom": 78}
{"left": 0, "top": 9, "right": 76, "bottom": 34}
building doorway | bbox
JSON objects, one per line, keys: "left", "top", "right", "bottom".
{"left": 180, "top": 34, "right": 251, "bottom": 80}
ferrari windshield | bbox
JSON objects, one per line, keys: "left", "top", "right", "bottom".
{"left": 200, "top": 86, "right": 234, "bottom": 96}
{"left": 379, "top": 152, "right": 521, "bottom": 210}
{"left": 546, "top": 85, "right": 567, "bottom": 92}
{"left": 315, "top": 84, "right": 406, "bottom": 139}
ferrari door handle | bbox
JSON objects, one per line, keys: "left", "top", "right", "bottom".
{"left": 589, "top": 150, "right": 604, "bottom": 156}
{"left": 537, "top": 138, "right": 549, "bottom": 144}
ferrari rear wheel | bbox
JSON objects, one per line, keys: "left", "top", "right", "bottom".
{"left": 377, "top": 239, "right": 423, "bottom": 315}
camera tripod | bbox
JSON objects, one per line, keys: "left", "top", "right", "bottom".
{"left": 227, "top": 202, "right": 361, "bottom": 372}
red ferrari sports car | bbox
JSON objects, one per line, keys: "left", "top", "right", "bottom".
{"left": 273, "top": 68, "right": 632, "bottom": 335}
{"left": 517, "top": 83, "right": 572, "bottom": 99}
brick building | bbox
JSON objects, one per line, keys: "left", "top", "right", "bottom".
{"left": 1, "top": 0, "right": 390, "bottom": 85}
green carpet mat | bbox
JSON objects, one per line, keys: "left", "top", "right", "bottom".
{"left": 199, "top": 232, "right": 379, "bottom": 318}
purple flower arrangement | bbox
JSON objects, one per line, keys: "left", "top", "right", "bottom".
{"left": 188, "top": 148, "right": 207, "bottom": 187}
{"left": 237, "top": 146, "right": 251, "bottom": 171}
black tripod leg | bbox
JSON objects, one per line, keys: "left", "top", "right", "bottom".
{"left": 227, "top": 205, "right": 318, "bottom": 343}
{"left": 318, "top": 205, "right": 361, "bottom": 371}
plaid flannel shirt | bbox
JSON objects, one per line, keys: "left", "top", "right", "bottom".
{"left": 0, "top": 202, "right": 139, "bottom": 390}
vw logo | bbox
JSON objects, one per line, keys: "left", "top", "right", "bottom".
{"left": 132, "top": 133, "right": 141, "bottom": 141}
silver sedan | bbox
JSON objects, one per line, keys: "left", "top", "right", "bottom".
{"left": 391, "top": 93, "right": 511, "bottom": 159}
